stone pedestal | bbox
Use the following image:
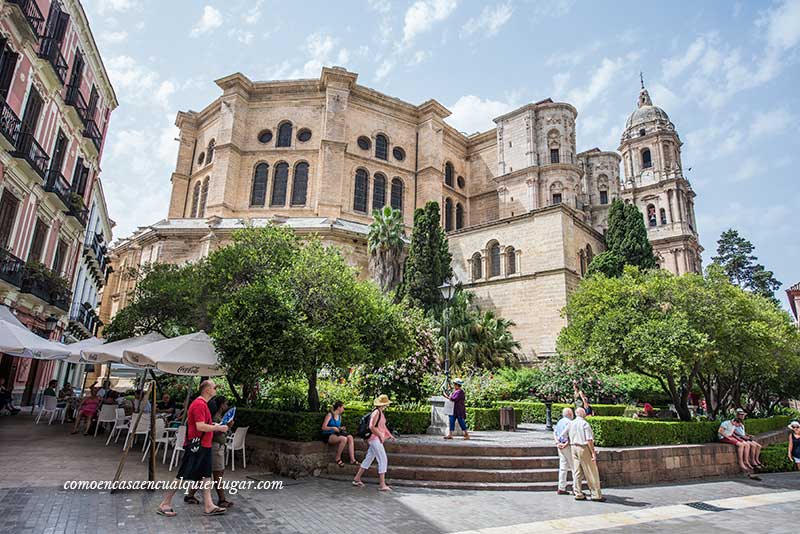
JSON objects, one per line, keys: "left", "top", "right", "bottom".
{"left": 427, "top": 395, "right": 463, "bottom": 436}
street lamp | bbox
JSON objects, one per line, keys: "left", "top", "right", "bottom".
{"left": 438, "top": 277, "right": 456, "bottom": 393}
{"left": 44, "top": 314, "right": 58, "bottom": 333}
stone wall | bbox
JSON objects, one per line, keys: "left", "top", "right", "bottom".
{"left": 597, "top": 429, "right": 786, "bottom": 487}
{"left": 246, "top": 435, "right": 332, "bottom": 478}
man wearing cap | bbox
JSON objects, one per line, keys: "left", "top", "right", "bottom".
{"left": 733, "top": 409, "right": 762, "bottom": 468}
{"left": 444, "top": 379, "right": 470, "bottom": 440}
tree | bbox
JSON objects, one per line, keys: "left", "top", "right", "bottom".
{"left": 712, "top": 228, "right": 781, "bottom": 301}
{"left": 212, "top": 235, "right": 413, "bottom": 411}
{"left": 590, "top": 199, "right": 656, "bottom": 275}
{"left": 368, "top": 205, "right": 406, "bottom": 294}
{"left": 397, "top": 201, "right": 452, "bottom": 312}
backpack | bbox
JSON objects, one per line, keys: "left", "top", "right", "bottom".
{"left": 357, "top": 409, "right": 382, "bottom": 439}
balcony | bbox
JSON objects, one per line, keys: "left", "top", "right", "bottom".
{"left": 64, "top": 85, "right": 88, "bottom": 124}
{"left": 70, "top": 302, "right": 101, "bottom": 336}
{"left": 8, "top": 0, "right": 45, "bottom": 39}
{"left": 66, "top": 202, "right": 88, "bottom": 228}
{"left": 43, "top": 169, "right": 72, "bottom": 209}
{"left": 12, "top": 131, "right": 50, "bottom": 180}
{"left": 19, "top": 261, "right": 72, "bottom": 313}
{"left": 83, "top": 119, "right": 101, "bottom": 151}
{"left": 0, "top": 249, "right": 26, "bottom": 289}
{"left": 0, "top": 100, "right": 21, "bottom": 147}
{"left": 84, "top": 233, "right": 108, "bottom": 285}
{"left": 38, "top": 37, "right": 68, "bottom": 86}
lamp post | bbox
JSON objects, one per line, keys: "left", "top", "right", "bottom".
{"left": 438, "top": 277, "right": 456, "bottom": 393}
{"left": 44, "top": 314, "right": 58, "bottom": 339}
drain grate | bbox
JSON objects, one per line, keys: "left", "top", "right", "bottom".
{"left": 685, "top": 501, "right": 732, "bottom": 512}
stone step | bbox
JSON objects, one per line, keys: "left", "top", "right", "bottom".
{"left": 322, "top": 473, "right": 561, "bottom": 492}
{"left": 355, "top": 441, "right": 557, "bottom": 457}
{"left": 326, "top": 463, "right": 560, "bottom": 483}
{"left": 354, "top": 452, "right": 559, "bottom": 469}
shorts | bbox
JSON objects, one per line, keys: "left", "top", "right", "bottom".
{"left": 212, "top": 442, "right": 226, "bottom": 471}
{"left": 719, "top": 436, "right": 742, "bottom": 445}
{"left": 177, "top": 439, "right": 213, "bottom": 481}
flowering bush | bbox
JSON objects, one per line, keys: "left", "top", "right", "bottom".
{"left": 526, "top": 356, "right": 620, "bottom": 403}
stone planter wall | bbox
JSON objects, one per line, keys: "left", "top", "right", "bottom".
{"left": 245, "top": 435, "right": 332, "bottom": 478}
{"left": 598, "top": 429, "right": 786, "bottom": 487}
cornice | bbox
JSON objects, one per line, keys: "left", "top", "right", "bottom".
{"left": 64, "top": 0, "right": 118, "bottom": 108}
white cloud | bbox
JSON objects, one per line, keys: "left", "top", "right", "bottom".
{"left": 191, "top": 6, "right": 223, "bottom": 37}
{"left": 648, "top": 82, "right": 680, "bottom": 112}
{"left": 733, "top": 158, "right": 760, "bottom": 182}
{"left": 105, "top": 55, "right": 174, "bottom": 109}
{"left": 749, "top": 108, "right": 793, "bottom": 139}
{"left": 531, "top": 0, "right": 575, "bottom": 18}
{"left": 552, "top": 72, "right": 570, "bottom": 97}
{"left": 99, "top": 30, "right": 128, "bottom": 45}
{"left": 367, "top": 0, "right": 392, "bottom": 13}
{"left": 566, "top": 56, "right": 627, "bottom": 110}
{"left": 243, "top": 0, "right": 265, "bottom": 25}
{"left": 286, "top": 33, "right": 350, "bottom": 78}
{"left": 154, "top": 81, "right": 175, "bottom": 109}
{"left": 759, "top": 0, "right": 800, "bottom": 51}
{"left": 461, "top": 2, "right": 513, "bottom": 38}
{"left": 403, "top": 0, "right": 458, "bottom": 45}
{"left": 407, "top": 50, "right": 430, "bottom": 66}
{"left": 662, "top": 37, "right": 705, "bottom": 80}
{"left": 375, "top": 59, "right": 395, "bottom": 81}
{"left": 228, "top": 28, "right": 255, "bottom": 44}
{"left": 96, "top": 0, "right": 139, "bottom": 16}
{"left": 445, "top": 94, "right": 518, "bottom": 134}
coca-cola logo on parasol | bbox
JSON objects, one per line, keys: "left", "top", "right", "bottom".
{"left": 176, "top": 365, "right": 200, "bottom": 374}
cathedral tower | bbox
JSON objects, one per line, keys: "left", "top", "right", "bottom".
{"left": 619, "top": 82, "right": 702, "bottom": 274}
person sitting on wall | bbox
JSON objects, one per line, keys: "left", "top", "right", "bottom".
{"left": 322, "top": 400, "right": 357, "bottom": 466}
{"left": 718, "top": 418, "right": 756, "bottom": 472}
{"left": 732, "top": 409, "right": 762, "bottom": 469}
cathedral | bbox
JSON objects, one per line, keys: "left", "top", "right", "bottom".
{"left": 100, "top": 67, "right": 701, "bottom": 361}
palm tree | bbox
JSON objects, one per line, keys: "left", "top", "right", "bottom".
{"left": 368, "top": 206, "right": 406, "bottom": 293}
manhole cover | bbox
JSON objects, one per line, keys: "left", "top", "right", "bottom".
{"left": 685, "top": 501, "right": 731, "bottom": 512}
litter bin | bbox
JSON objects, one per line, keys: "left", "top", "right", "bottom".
{"left": 499, "top": 406, "right": 517, "bottom": 431}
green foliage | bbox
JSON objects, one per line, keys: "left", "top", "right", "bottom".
{"left": 590, "top": 199, "right": 656, "bottom": 275}
{"left": 612, "top": 373, "right": 672, "bottom": 404}
{"left": 235, "top": 407, "right": 429, "bottom": 441}
{"left": 438, "top": 289, "right": 521, "bottom": 372}
{"left": 490, "top": 401, "right": 627, "bottom": 423}
{"left": 759, "top": 443, "right": 796, "bottom": 473}
{"left": 589, "top": 415, "right": 790, "bottom": 447}
{"left": 712, "top": 228, "right": 781, "bottom": 301}
{"left": 450, "top": 371, "right": 515, "bottom": 408}
{"left": 368, "top": 206, "right": 406, "bottom": 293}
{"left": 397, "top": 201, "right": 452, "bottom": 312}
{"left": 525, "top": 355, "right": 619, "bottom": 403}
{"left": 466, "top": 408, "right": 501, "bottom": 430}
{"left": 586, "top": 250, "right": 624, "bottom": 278}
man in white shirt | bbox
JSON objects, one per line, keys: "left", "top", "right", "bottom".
{"left": 568, "top": 407, "right": 604, "bottom": 501}
{"left": 553, "top": 407, "right": 574, "bottom": 495}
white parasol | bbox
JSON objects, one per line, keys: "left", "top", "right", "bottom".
{"left": 122, "top": 331, "right": 224, "bottom": 376}
{"left": 0, "top": 320, "right": 70, "bottom": 360}
{"left": 0, "top": 305, "right": 26, "bottom": 329}
{"left": 81, "top": 332, "right": 165, "bottom": 364}
{"left": 63, "top": 337, "right": 106, "bottom": 363}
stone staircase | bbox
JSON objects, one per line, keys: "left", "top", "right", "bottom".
{"left": 320, "top": 440, "right": 562, "bottom": 491}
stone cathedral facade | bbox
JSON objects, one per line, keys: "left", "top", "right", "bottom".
{"left": 100, "top": 67, "right": 701, "bottom": 361}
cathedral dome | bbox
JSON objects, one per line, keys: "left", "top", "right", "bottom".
{"left": 621, "top": 86, "right": 675, "bottom": 142}
{"left": 625, "top": 103, "right": 671, "bottom": 130}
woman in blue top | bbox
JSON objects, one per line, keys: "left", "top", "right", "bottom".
{"left": 322, "top": 401, "right": 356, "bottom": 467}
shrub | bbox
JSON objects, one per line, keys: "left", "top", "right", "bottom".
{"left": 589, "top": 416, "right": 790, "bottom": 447}
{"left": 457, "top": 372, "right": 516, "bottom": 408}
{"left": 467, "top": 408, "right": 501, "bottom": 430}
{"left": 490, "top": 401, "right": 627, "bottom": 423}
{"left": 611, "top": 373, "right": 672, "bottom": 404}
{"left": 759, "top": 442, "right": 795, "bottom": 473}
{"left": 254, "top": 379, "right": 308, "bottom": 411}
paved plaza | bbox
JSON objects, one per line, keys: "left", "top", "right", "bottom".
{"left": 1, "top": 414, "right": 799, "bottom": 534}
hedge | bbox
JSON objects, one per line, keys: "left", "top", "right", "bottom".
{"left": 236, "top": 407, "right": 430, "bottom": 442}
{"left": 759, "top": 443, "right": 796, "bottom": 473}
{"left": 466, "top": 408, "right": 501, "bottom": 430}
{"left": 589, "top": 415, "right": 791, "bottom": 447}
{"left": 491, "top": 401, "right": 627, "bottom": 423}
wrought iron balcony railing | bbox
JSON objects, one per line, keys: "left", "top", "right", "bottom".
{"left": 8, "top": 0, "right": 45, "bottom": 38}
{"left": 0, "top": 249, "right": 25, "bottom": 288}
{"left": 44, "top": 169, "right": 72, "bottom": 209}
{"left": 64, "top": 84, "right": 88, "bottom": 124}
{"left": 0, "top": 100, "right": 21, "bottom": 146}
{"left": 83, "top": 119, "right": 101, "bottom": 151}
{"left": 38, "top": 36, "right": 68, "bottom": 85}
{"left": 66, "top": 204, "right": 88, "bottom": 228}
{"left": 12, "top": 131, "right": 50, "bottom": 180}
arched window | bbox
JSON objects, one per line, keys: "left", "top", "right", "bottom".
{"left": 578, "top": 249, "right": 586, "bottom": 276}
{"left": 642, "top": 148, "right": 652, "bottom": 168}
{"left": 190, "top": 182, "right": 200, "bottom": 217}
{"left": 506, "top": 246, "right": 516, "bottom": 275}
{"left": 291, "top": 162, "right": 309, "bottom": 206}
{"left": 199, "top": 177, "right": 209, "bottom": 216}
{"left": 647, "top": 204, "right": 657, "bottom": 226}
{"left": 444, "top": 198, "right": 453, "bottom": 231}
{"left": 354, "top": 168, "right": 369, "bottom": 213}
{"left": 585, "top": 244, "right": 594, "bottom": 264}
{"left": 455, "top": 203, "right": 464, "bottom": 229}
{"left": 444, "top": 162, "right": 454, "bottom": 187}
{"left": 206, "top": 140, "right": 215, "bottom": 164}
{"left": 390, "top": 178, "right": 403, "bottom": 213}
{"left": 372, "top": 173, "right": 386, "bottom": 211}
{"left": 471, "top": 252, "right": 482, "bottom": 280}
{"left": 271, "top": 162, "right": 289, "bottom": 206}
{"left": 375, "top": 134, "right": 388, "bottom": 160}
{"left": 660, "top": 207, "right": 667, "bottom": 225}
{"left": 489, "top": 242, "right": 501, "bottom": 277}
{"left": 599, "top": 188, "right": 608, "bottom": 205}
{"left": 277, "top": 122, "right": 293, "bottom": 147}
{"left": 552, "top": 192, "right": 562, "bottom": 204}
{"left": 250, "top": 162, "right": 269, "bottom": 207}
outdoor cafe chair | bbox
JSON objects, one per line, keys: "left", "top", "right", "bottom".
{"left": 124, "top": 415, "right": 151, "bottom": 449}
{"left": 168, "top": 425, "right": 186, "bottom": 471}
{"left": 106, "top": 408, "right": 131, "bottom": 446}
{"left": 141, "top": 418, "right": 169, "bottom": 463}
{"left": 94, "top": 405, "right": 118, "bottom": 438}
{"left": 35, "top": 395, "right": 64, "bottom": 425}
{"left": 226, "top": 426, "right": 249, "bottom": 471}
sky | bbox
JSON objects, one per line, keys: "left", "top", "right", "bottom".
{"left": 84, "top": 0, "right": 800, "bottom": 309}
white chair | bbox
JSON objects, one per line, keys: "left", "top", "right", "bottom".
{"left": 106, "top": 409, "right": 131, "bottom": 445}
{"left": 141, "top": 418, "right": 168, "bottom": 463}
{"left": 35, "top": 396, "right": 62, "bottom": 425}
{"left": 169, "top": 425, "right": 186, "bottom": 471}
{"left": 226, "top": 426, "right": 249, "bottom": 471}
{"left": 94, "top": 405, "right": 117, "bottom": 437}
{"left": 124, "top": 416, "right": 151, "bottom": 449}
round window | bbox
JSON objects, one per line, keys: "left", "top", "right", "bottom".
{"left": 258, "top": 130, "right": 273, "bottom": 143}
{"left": 393, "top": 147, "right": 406, "bottom": 161}
{"left": 297, "top": 128, "right": 312, "bottom": 142}
{"left": 357, "top": 136, "right": 371, "bottom": 150}
{"left": 457, "top": 175, "right": 465, "bottom": 189}
{"left": 197, "top": 152, "right": 205, "bottom": 165}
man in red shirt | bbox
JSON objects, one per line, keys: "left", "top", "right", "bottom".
{"left": 157, "top": 379, "right": 230, "bottom": 517}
